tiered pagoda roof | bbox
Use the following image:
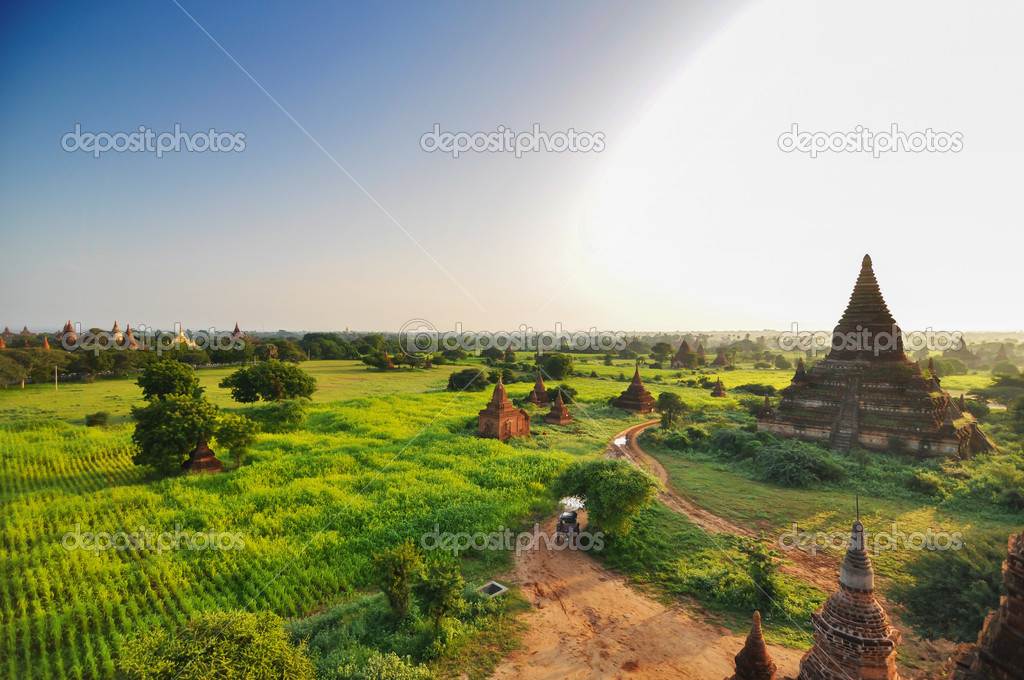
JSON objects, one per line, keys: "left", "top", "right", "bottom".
{"left": 613, "top": 367, "right": 656, "bottom": 414}
{"left": 797, "top": 518, "right": 903, "bottom": 680}
{"left": 758, "top": 255, "right": 997, "bottom": 458}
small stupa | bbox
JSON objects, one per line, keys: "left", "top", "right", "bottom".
{"left": 671, "top": 339, "right": 698, "bottom": 369}
{"left": 613, "top": 367, "right": 656, "bottom": 414}
{"left": 526, "top": 371, "right": 551, "bottom": 406}
{"left": 711, "top": 348, "right": 731, "bottom": 367}
{"left": 711, "top": 378, "right": 726, "bottom": 398}
{"left": 181, "top": 433, "right": 224, "bottom": 474}
{"left": 728, "top": 611, "right": 777, "bottom": 680}
{"left": 544, "top": 391, "right": 573, "bottom": 425}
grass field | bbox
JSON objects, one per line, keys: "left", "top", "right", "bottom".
{"left": 1, "top": 356, "right": 1017, "bottom": 679}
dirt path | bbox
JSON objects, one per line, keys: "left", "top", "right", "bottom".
{"left": 607, "top": 420, "right": 839, "bottom": 593}
{"left": 490, "top": 514, "right": 805, "bottom": 679}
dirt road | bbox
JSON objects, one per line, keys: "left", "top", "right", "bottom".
{"left": 607, "top": 420, "right": 839, "bottom": 593}
{"left": 490, "top": 513, "right": 805, "bottom": 679}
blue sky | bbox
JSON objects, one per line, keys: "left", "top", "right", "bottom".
{"left": 2, "top": 1, "right": 1021, "bottom": 335}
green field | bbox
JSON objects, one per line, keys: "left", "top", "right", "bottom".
{"left": 2, "top": 357, "right": 1020, "bottom": 679}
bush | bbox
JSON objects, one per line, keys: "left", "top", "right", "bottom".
{"left": 907, "top": 470, "right": 949, "bottom": 498}
{"left": 340, "top": 651, "right": 432, "bottom": 680}
{"left": 546, "top": 383, "right": 578, "bottom": 403}
{"left": 733, "top": 383, "right": 777, "bottom": 396}
{"left": 371, "top": 539, "right": 423, "bottom": 620}
{"left": 551, "top": 458, "right": 660, "bottom": 535}
{"left": 118, "top": 610, "right": 315, "bottom": 680}
{"left": 245, "top": 399, "right": 309, "bottom": 433}
{"left": 85, "top": 411, "right": 110, "bottom": 427}
{"left": 446, "top": 368, "right": 489, "bottom": 392}
{"left": 755, "top": 442, "right": 846, "bottom": 487}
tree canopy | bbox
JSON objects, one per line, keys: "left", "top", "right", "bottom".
{"left": 219, "top": 360, "right": 317, "bottom": 403}
{"left": 551, "top": 459, "right": 660, "bottom": 535}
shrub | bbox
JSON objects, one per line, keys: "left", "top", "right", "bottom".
{"left": 137, "top": 360, "right": 201, "bottom": 401}
{"left": 755, "top": 442, "right": 845, "bottom": 487}
{"left": 245, "top": 399, "right": 309, "bottom": 433}
{"left": 906, "top": 470, "right": 949, "bottom": 498}
{"left": 546, "top": 384, "right": 578, "bottom": 403}
{"left": 85, "top": 411, "right": 110, "bottom": 427}
{"left": 118, "top": 610, "right": 315, "bottom": 680}
{"left": 734, "top": 383, "right": 777, "bottom": 396}
{"left": 371, "top": 539, "right": 423, "bottom": 620}
{"left": 340, "top": 651, "right": 432, "bottom": 680}
{"left": 446, "top": 368, "right": 489, "bottom": 392}
{"left": 551, "top": 458, "right": 660, "bottom": 535}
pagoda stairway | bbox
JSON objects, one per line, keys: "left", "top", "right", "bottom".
{"left": 830, "top": 374, "right": 860, "bottom": 452}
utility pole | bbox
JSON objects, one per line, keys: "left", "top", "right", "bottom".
{"left": 54, "top": 364, "right": 58, "bottom": 392}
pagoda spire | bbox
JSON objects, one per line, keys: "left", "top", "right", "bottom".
{"left": 830, "top": 254, "right": 905, "bottom": 360}
{"left": 729, "top": 611, "right": 777, "bottom": 680}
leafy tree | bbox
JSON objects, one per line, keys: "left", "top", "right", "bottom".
{"left": 412, "top": 557, "right": 465, "bottom": 633}
{"left": 215, "top": 413, "right": 259, "bottom": 468}
{"left": 551, "top": 459, "right": 660, "bottom": 535}
{"left": 487, "top": 368, "right": 516, "bottom": 384}
{"left": 1011, "top": 395, "right": 1024, "bottom": 434}
{"left": 650, "top": 342, "right": 673, "bottom": 363}
{"left": 992, "top": 360, "right": 1019, "bottom": 377}
{"left": 657, "top": 392, "right": 687, "bottom": 429}
{"left": 603, "top": 354, "right": 614, "bottom": 366}
{"left": 219, "top": 361, "right": 317, "bottom": 403}
{"left": 543, "top": 353, "right": 574, "bottom": 380}
{"left": 446, "top": 368, "right": 489, "bottom": 392}
{"left": 441, "top": 348, "right": 468, "bottom": 362}
{"left": 137, "top": 360, "right": 201, "bottom": 401}
{"left": 0, "top": 354, "right": 29, "bottom": 388}
{"left": 371, "top": 538, "right": 423, "bottom": 619}
{"left": 131, "top": 395, "right": 218, "bottom": 474}
{"left": 118, "top": 610, "right": 315, "bottom": 680}
{"left": 6, "top": 348, "right": 72, "bottom": 388}
{"left": 268, "top": 339, "right": 306, "bottom": 363}
{"left": 773, "top": 354, "right": 792, "bottom": 370}
{"left": 480, "top": 347, "right": 504, "bottom": 362}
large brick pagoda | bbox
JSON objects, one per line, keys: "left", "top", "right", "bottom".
{"left": 758, "top": 254, "right": 996, "bottom": 457}
{"left": 797, "top": 518, "right": 903, "bottom": 680}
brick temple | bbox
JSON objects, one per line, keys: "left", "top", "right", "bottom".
{"left": 945, "top": 530, "right": 1024, "bottom": 680}
{"left": 613, "top": 367, "right": 656, "bottom": 414}
{"left": 797, "top": 518, "right": 903, "bottom": 680}
{"left": 758, "top": 255, "right": 996, "bottom": 457}
{"left": 478, "top": 378, "right": 531, "bottom": 441}
{"left": 729, "top": 611, "right": 777, "bottom": 680}
{"left": 711, "top": 347, "right": 731, "bottom": 367}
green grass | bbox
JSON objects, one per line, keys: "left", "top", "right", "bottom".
{"left": 0, "top": 361, "right": 469, "bottom": 425}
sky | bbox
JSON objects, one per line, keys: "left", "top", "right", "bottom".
{"left": 1, "top": 0, "right": 1022, "bottom": 336}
